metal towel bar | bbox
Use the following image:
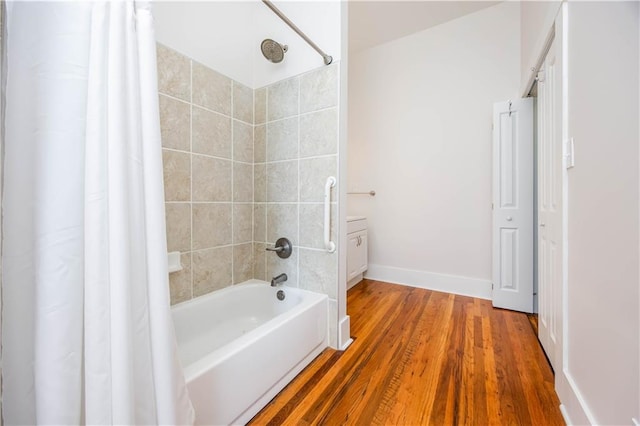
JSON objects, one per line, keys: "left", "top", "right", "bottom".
{"left": 347, "top": 190, "right": 376, "bottom": 196}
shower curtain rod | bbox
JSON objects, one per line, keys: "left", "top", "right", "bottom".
{"left": 262, "top": 0, "right": 333, "bottom": 65}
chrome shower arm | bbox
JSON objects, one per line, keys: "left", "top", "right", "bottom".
{"left": 261, "top": 0, "right": 333, "bottom": 65}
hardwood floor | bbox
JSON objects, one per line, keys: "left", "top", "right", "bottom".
{"left": 249, "top": 280, "right": 564, "bottom": 425}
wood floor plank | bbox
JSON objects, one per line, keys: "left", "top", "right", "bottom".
{"left": 479, "top": 299, "right": 505, "bottom": 426}
{"left": 489, "top": 307, "right": 534, "bottom": 426}
{"left": 312, "top": 288, "right": 428, "bottom": 424}
{"left": 384, "top": 291, "right": 454, "bottom": 425}
{"left": 472, "top": 313, "right": 489, "bottom": 425}
{"left": 371, "top": 290, "right": 441, "bottom": 425}
{"left": 248, "top": 280, "right": 564, "bottom": 426}
{"left": 275, "top": 287, "right": 404, "bottom": 423}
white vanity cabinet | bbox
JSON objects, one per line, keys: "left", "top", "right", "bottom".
{"left": 347, "top": 216, "right": 368, "bottom": 289}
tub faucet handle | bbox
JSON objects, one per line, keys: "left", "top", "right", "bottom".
{"left": 265, "top": 237, "right": 292, "bottom": 259}
{"left": 271, "top": 273, "right": 288, "bottom": 287}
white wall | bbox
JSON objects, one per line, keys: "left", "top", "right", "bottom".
{"left": 153, "top": 1, "right": 341, "bottom": 89}
{"left": 347, "top": 2, "right": 520, "bottom": 298}
{"left": 520, "top": 0, "right": 562, "bottom": 94}
{"left": 561, "top": 2, "right": 639, "bottom": 424}
{"left": 153, "top": 1, "right": 256, "bottom": 87}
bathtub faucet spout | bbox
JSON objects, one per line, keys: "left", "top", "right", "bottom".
{"left": 271, "top": 273, "right": 288, "bottom": 287}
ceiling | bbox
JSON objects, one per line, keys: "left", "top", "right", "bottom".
{"left": 349, "top": 1, "right": 501, "bottom": 53}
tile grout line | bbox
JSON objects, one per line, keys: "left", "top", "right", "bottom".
{"left": 189, "top": 57, "right": 194, "bottom": 301}
{"left": 296, "top": 76, "right": 301, "bottom": 289}
{"left": 251, "top": 85, "right": 255, "bottom": 284}
{"left": 253, "top": 153, "right": 338, "bottom": 165}
{"left": 162, "top": 147, "right": 253, "bottom": 165}
{"left": 263, "top": 87, "right": 268, "bottom": 281}
{"left": 231, "top": 81, "right": 235, "bottom": 286}
{"left": 158, "top": 91, "right": 254, "bottom": 126}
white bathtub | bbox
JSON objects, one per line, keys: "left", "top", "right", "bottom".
{"left": 172, "top": 279, "right": 328, "bottom": 425}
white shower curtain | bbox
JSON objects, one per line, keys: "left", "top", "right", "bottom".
{"left": 2, "top": 1, "right": 194, "bottom": 424}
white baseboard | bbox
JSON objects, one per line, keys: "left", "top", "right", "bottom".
{"left": 347, "top": 274, "right": 363, "bottom": 290}
{"left": 364, "top": 264, "right": 492, "bottom": 300}
{"left": 338, "top": 315, "right": 352, "bottom": 350}
{"left": 559, "top": 404, "right": 572, "bottom": 425}
{"left": 558, "top": 369, "right": 597, "bottom": 425}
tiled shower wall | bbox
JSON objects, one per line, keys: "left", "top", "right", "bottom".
{"left": 253, "top": 66, "right": 339, "bottom": 302}
{"left": 157, "top": 44, "right": 254, "bottom": 304}
{"left": 158, "top": 42, "right": 339, "bottom": 314}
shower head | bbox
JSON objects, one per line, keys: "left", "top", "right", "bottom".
{"left": 261, "top": 39, "right": 288, "bottom": 63}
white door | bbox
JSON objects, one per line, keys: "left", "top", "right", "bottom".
{"left": 537, "top": 35, "right": 562, "bottom": 371}
{"left": 492, "top": 98, "right": 534, "bottom": 313}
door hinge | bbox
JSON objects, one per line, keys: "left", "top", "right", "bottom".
{"left": 564, "top": 137, "right": 575, "bottom": 169}
{"left": 491, "top": 283, "right": 494, "bottom": 290}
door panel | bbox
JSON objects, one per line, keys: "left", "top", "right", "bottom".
{"left": 500, "top": 229, "right": 518, "bottom": 290}
{"left": 537, "top": 35, "right": 562, "bottom": 371}
{"left": 492, "top": 98, "right": 534, "bottom": 313}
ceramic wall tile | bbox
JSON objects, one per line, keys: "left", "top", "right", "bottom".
{"left": 254, "top": 164, "right": 266, "bottom": 203}
{"left": 267, "top": 204, "right": 298, "bottom": 245}
{"left": 267, "top": 77, "right": 299, "bottom": 121}
{"left": 159, "top": 95, "right": 190, "bottom": 151}
{"left": 192, "top": 106, "right": 232, "bottom": 159}
{"left": 253, "top": 242, "right": 267, "bottom": 281}
{"left": 299, "top": 248, "right": 337, "bottom": 298}
{"left": 254, "top": 124, "right": 266, "bottom": 163}
{"left": 267, "top": 117, "right": 298, "bottom": 161}
{"left": 233, "top": 203, "right": 253, "bottom": 244}
{"left": 233, "top": 120, "right": 253, "bottom": 163}
{"left": 233, "top": 81, "right": 253, "bottom": 124}
{"left": 233, "top": 162, "right": 253, "bottom": 202}
{"left": 300, "top": 64, "right": 338, "bottom": 113}
{"left": 192, "top": 155, "right": 232, "bottom": 202}
{"left": 157, "top": 43, "right": 190, "bottom": 101}
{"left": 267, "top": 160, "right": 298, "bottom": 202}
{"left": 192, "top": 246, "right": 233, "bottom": 296}
{"left": 299, "top": 203, "right": 336, "bottom": 250}
{"left": 254, "top": 87, "right": 267, "bottom": 125}
{"left": 162, "top": 149, "right": 191, "bottom": 202}
{"left": 192, "top": 61, "right": 232, "bottom": 115}
{"left": 300, "top": 108, "right": 338, "bottom": 157}
{"left": 233, "top": 243, "right": 254, "bottom": 284}
{"left": 169, "top": 253, "right": 192, "bottom": 305}
{"left": 253, "top": 203, "right": 267, "bottom": 243}
{"left": 165, "top": 202, "right": 191, "bottom": 252}
{"left": 192, "top": 203, "right": 232, "bottom": 249}
{"left": 299, "top": 156, "right": 337, "bottom": 202}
